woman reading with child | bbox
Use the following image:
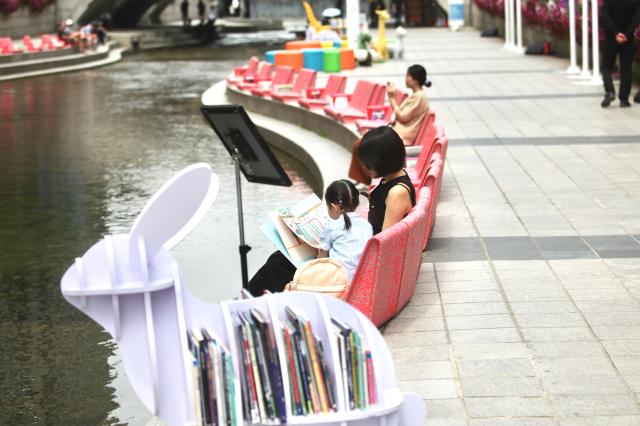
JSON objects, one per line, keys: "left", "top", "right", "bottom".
{"left": 248, "top": 126, "right": 415, "bottom": 296}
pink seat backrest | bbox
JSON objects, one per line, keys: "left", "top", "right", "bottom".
{"left": 396, "top": 187, "right": 432, "bottom": 312}
{"left": 256, "top": 62, "right": 273, "bottom": 79}
{"left": 247, "top": 56, "right": 260, "bottom": 73}
{"left": 423, "top": 155, "right": 444, "bottom": 243}
{"left": 349, "top": 80, "right": 375, "bottom": 111}
{"left": 292, "top": 69, "right": 317, "bottom": 93}
{"left": 272, "top": 66, "right": 294, "bottom": 85}
{"left": 347, "top": 221, "right": 410, "bottom": 326}
{"left": 321, "top": 74, "right": 347, "bottom": 98}
{"left": 415, "top": 120, "right": 441, "bottom": 177}
{"left": 369, "top": 83, "right": 386, "bottom": 107}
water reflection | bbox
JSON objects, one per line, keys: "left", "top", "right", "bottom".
{"left": 0, "top": 46, "right": 315, "bottom": 425}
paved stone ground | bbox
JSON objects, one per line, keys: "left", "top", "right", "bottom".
{"left": 342, "top": 28, "right": 640, "bottom": 425}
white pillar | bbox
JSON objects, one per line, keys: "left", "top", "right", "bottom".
{"left": 567, "top": 0, "right": 580, "bottom": 73}
{"left": 508, "top": 0, "right": 516, "bottom": 48}
{"left": 346, "top": 0, "right": 360, "bottom": 49}
{"left": 515, "top": 0, "right": 524, "bottom": 53}
{"left": 504, "top": 0, "right": 512, "bottom": 48}
{"left": 589, "top": 0, "right": 603, "bottom": 83}
{"left": 579, "top": 0, "right": 591, "bottom": 79}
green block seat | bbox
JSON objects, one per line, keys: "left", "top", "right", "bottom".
{"left": 323, "top": 48, "right": 341, "bottom": 73}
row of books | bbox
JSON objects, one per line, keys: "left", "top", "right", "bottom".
{"left": 280, "top": 306, "right": 336, "bottom": 417}
{"left": 331, "top": 318, "right": 377, "bottom": 410}
{"left": 187, "top": 328, "right": 238, "bottom": 426}
{"left": 232, "top": 309, "right": 287, "bottom": 424}
{"left": 188, "top": 306, "right": 378, "bottom": 425}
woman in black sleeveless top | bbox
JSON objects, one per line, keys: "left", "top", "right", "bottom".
{"left": 358, "top": 126, "right": 416, "bottom": 235}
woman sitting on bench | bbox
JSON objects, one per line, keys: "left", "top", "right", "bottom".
{"left": 248, "top": 127, "right": 414, "bottom": 296}
{"left": 349, "top": 64, "right": 431, "bottom": 185}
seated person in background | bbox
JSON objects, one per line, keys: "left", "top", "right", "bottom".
{"left": 358, "top": 126, "right": 416, "bottom": 235}
{"left": 348, "top": 64, "right": 431, "bottom": 185}
{"left": 248, "top": 180, "right": 371, "bottom": 296}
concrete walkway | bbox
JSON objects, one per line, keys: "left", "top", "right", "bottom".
{"left": 361, "top": 28, "right": 640, "bottom": 425}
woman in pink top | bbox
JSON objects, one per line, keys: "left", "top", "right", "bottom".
{"left": 348, "top": 64, "right": 431, "bottom": 185}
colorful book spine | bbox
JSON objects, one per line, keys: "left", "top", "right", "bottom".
{"left": 283, "top": 325, "right": 303, "bottom": 416}
{"left": 302, "top": 321, "right": 329, "bottom": 414}
{"left": 289, "top": 325, "right": 310, "bottom": 416}
{"left": 366, "top": 350, "right": 376, "bottom": 405}
{"left": 298, "top": 332, "right": 320, "bottom": 414}
{"left": 243, "top": 315, "right": 266, "bottom": 421}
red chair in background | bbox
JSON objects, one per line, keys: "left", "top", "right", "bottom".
{"left": 323, "top": 80, "right": 381, "bottom": 123}
{"left": 0, "top": 37, "right": 23, "bottom": 54}
{"left": 297, "top": 74, "right": 347, "bottom": 109}
{"left": 234, "top": 62, "right": 274, "bottom": 90}
{"left": 355, "top": 91, "right": 409, "bottom": 134}
{"left": 22, "top": 36, "right": 42, "bottom": 52}
{"left": 249, "top": 66, "right": 295, "bottom": 97}
{"left": 270, "top": 68, "right": 317, "bottom": 102}
{"left": 225, "top": 56, "right": 260, "bottom": 86}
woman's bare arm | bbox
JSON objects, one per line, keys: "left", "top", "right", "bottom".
{"left": 381, "top": 185, "right": 413, "bottom": 231}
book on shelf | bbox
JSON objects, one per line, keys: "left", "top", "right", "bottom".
{"left": 330, "top": 317, "right": 377, "bottom": 411}
{"left": 260, "top": 193, "right": 328, "bottom": 267}
{"left": 188, "top": 327, "right": 238, "bottom": 426}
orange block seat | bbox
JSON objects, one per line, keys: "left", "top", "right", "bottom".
{"left": 340, "top": 48, "right": 356, "bottom": 70}
{"left": 285, "top": 40, "right": 322, "bottom": 50}
{"left": 275, "top": 50, "right": 304, "bottom": 71}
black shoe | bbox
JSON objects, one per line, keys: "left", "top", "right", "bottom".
{"left": 601, "top": 92, "right": 616, "bottom": 108}
{"left": 634, "top": 91, "right": 640, "bottom": 104}
{"left": 620, "top": 99, "right": 631, "bottom": 108}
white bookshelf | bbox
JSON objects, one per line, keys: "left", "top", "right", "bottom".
{"left": 60, "top": 163, "right": 426, "bottom": 426}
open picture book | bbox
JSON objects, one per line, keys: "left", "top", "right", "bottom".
{"left": 261, "top": 194, "right": 328, "bottom": 267}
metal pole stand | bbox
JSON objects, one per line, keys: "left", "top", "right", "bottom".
{"left": 233, "top": 152, "right": 251, "bottom": 289}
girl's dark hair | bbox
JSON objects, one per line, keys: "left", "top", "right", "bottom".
{"left": 357, "top": 126, "right": 406, "bottom": 177}
{"left": 325, "top": 179, "right": 359, "bottom": 230}
{"left": 407, "top": 64, "right": 432, "bottom": 88}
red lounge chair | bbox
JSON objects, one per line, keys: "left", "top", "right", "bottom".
{"left": 355, "top": 91, "right": 409, "bottom": 134}
{"left": 0, "top": 37, "right": 23, "bottom": 54}
{"left": 324, "top": 80, "right": 385, "bottom": 124}
{"left": 234, "top": 62, "right": 274, "bottom": 91}
{"left": 297, "top": 74, "right": 347, "bottom": 109}
{"left": 226, "top": 56, "right": 260, "bottom": 86}
{"left": 396, "top": 187, "right": 431, "bottom": 312}
{"left": 270, "top": 69, "right": 317, "bottom": 102}
{"left": 22, "top": 36, "right": 42, "bottom": 52}
{"left": 249, "top": 66, "right": 295, "bottom": 97}
{"left": 346, "top": 220, "right": 410, "bottom": 326}
{"left": 40, "top": 34, "right": 66, "bottom": 50}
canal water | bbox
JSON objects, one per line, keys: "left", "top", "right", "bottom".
{"left": 0, "top": 46, "right": 316, "bottom": 425}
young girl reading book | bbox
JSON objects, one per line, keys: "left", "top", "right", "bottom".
{"left": 248, "top": 180, "right": 372, "bottom": 296}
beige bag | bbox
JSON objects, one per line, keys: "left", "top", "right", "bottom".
{"left": 285, "top": 258, "right": 350, "bottom": 300}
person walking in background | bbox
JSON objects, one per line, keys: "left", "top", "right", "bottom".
{"left": 600, "top": 0, "right": 640, "bottom": 108}
{"left": 197, "top": 0, "right": 206, "bottom": 24}
{"left": 180, "top": 0, "right": 190, "bottom": 27}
